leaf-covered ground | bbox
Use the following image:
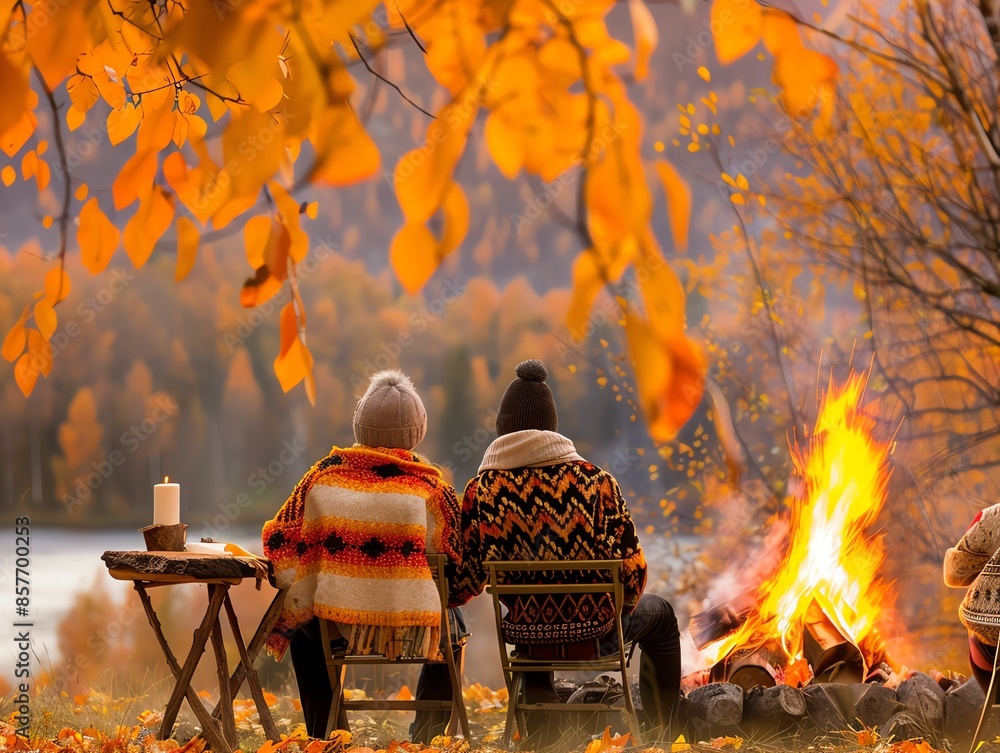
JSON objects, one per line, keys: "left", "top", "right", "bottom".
{"left": 0, "top": 685, "right": 959, "bottom": 753}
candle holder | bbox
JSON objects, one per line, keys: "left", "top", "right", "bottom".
{"left": 139, "top": 523, "right": 188, "bottom": 552}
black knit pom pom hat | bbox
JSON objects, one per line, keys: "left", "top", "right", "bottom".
{"left": 495, "top": 359, "right": 558, "bottom": 436}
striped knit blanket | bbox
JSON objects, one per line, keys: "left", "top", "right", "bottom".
{"left": 262, "top": 445, "right": 462, "bottom": 661}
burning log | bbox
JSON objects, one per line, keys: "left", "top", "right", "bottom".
{"left": 710, "top": 643, "right": 782, "bottom": 690}
{"left": 803, "top": 601, "right": 865, "bottom": 684}
{"left": 687, "top": 682, "right": 744, "bottom": 727}
{"left": 742, "top": 685, "right": 807, "bottom": 733}
{"left": 896, "top": 672, "right": 945, "bottom": 731}
{"left": 689, "top": 593, "right": 756, "bottom": 650}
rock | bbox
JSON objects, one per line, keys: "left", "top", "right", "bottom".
{"left": 897, "top": 672, "right": 945, "bottom": 730}
{"left": 802, "top": 684, "right": 849, "bottom": 735}
{"left": 944, "top": 678, "right": 988, "bottom": 745}
{"left": 880, "top": 711, "right": 929, "bottom": 742}
{"left": 827, "top": 682, "right": 899, "bottom": 729}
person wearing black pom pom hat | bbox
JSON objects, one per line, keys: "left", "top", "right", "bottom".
{"left": 451, "top": 359, "right": 682, "bottom": 743}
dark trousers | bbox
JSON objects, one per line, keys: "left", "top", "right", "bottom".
{"left": 518, "top": 593, "right": 682, "bottom": 738}
{"left": 971, "top": 635, "right": 1000, "bottom": 702}
{"left": 289, "top": 611, "right": 466, "bottom": 744}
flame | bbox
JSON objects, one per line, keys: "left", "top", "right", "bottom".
{"left": 164, "top": 475, "right": 169, "bottom": 483}
{"left": 703, "top": 370, "right": 895, "bottom": 665}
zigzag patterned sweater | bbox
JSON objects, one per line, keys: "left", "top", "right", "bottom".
{"left": 262, "top": 445, "right": 462, "bottom": 661}
{"left": 452, "top": 431, "right": 648, "bottom": 644}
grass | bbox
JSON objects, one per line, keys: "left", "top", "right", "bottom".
{"left": 0, "top": 684, "right": 959, "bottom": 753}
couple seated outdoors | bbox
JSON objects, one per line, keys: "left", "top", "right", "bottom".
{"left": 261, "top": 359, "right": 682, "bottom": 744}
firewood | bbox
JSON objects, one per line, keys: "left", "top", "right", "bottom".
{"left": 742, "top": 685, "right": 807, "bottom": 733}
{"left": 897, "top": 672, "right": 945, "bottom": 730}
{"left": 880, "top": 711, "right": 930, "bottom": 742}
{"left": 944, "top": 679, "right": 988, "bottom": 745}
{"left": 689, "top": 593, "right": 756, "bottom": 650}
{"left": 828, "top": 683, "right": 900, "bottom": 729}
{"left": 801, "top": 684, "right": 848, "bottom": 735}
{"left": 687, "top": 682, "right": 744, "bottom": 727}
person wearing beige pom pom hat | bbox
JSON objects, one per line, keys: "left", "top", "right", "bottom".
{"left": 452, "top": 359, "right": 682, "bottom": 742}
{"left": 262, "top": 369, "right": 472, "bottom": 742}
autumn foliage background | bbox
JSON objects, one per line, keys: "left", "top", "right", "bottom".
{"left": 0, "top": 0, "right": 998, "bottom": 738}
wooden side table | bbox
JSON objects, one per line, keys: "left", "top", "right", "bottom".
{"left": 102, "top": 551, "right": 286, "bottom": 753}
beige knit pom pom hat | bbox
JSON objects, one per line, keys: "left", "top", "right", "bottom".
{"left": 353, "top": 370, "right": 428, "bottom": 450}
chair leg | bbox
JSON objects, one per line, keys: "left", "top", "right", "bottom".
{"left": 325, "top": 662, "right": 349, "bottom": 738}
{"left": 620, "top": 658, "right": 641, "bottom": 745}
{"left": 503, "top": 673, "right": 523, "bottom": 751}
{"left": 445, "top": 642, "right": 470, "bottom": 739}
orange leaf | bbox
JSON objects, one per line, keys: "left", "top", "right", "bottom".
{"left": 14, "top": 352, "right": 39, "bottom": 397}
{"left": 655, "top": 160, "right": 691, "bottom": 251}
{"left": 638, "top": 253, "right": 686, "bottom": 341}
{"left": 28, "top": 329, "right": 52, "bottom": 376}
{"left": 33, "top": 300, "right": 57, "bottom": 340}
{"left": 77, "top": 198, "right": 120, "bottom": 274}
{"left": 264, "top": 220, "right": 291, "bottom": 282}
{"left": 625, "top": 308, "right": 705, "bottom": 442}
{"left": 394, "top": 101, "right": 474, "bottom": 223}
{"left": 273, "top": 337, "right": 313, "bottom": 394}
{"left": 43, "top": 266, "right": 71, "bottom": 305}
{"left": 123, "top": 186, "right": 174, "bottom": 268}
{"left": 270, "top": 183, "right": 309, "bottom": 264}
{"left": 309, "top": 103, "right": 381, "bottom": 186}
{"left": 107, "top": 104, "right": 142, "bottom": 146}
{"left": 25, "top": 0, "right": 92, "bottom": 89}
{"left": 2, "top": 303, "right": 31, "bottom": 362}
{"left": 389, "top": 222, "right": 439, "bottom": 294}
{"left": 1, "top": 92, "right": 38, "bottom": 158}
{"left": 712, "top": 0, "right": 762, "bottom": 65}
{"left": 277, "top": 302, "right": 297, "bottom": 358}
{"left": 0, "top": 52, "right": 30, "bottom": 135}
{"left": 762, "top": 10, "right": 802, "bottom": 56}
{"left": 566, "top": 250, "right": 605, "bottom": 341}
{"left": 240, "top": 266, "right": 283, "bottom": 308}
{"left": 484, "top": 112, "right": 523, "bottom": 180}
{"left": 1, "top": 165, "right": 14, "bottom": 186}
{"left": 774, "top": 46, "right": 838, "bottom": 115}
{"left": 629, "top": 0, "right": 658, "bottom": 82}
{"left": 113, "top": 150, "right": 158, "bottom": 210}
{"left": 438, "top": 182, "right": 469, "bottom": 257}
{"left": 244, "top": 215, "right": 272, "bottom": 269}
{"left": 175, "top": 216, "right": 199, "bottom": 281}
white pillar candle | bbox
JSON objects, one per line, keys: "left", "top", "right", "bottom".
{"left": 153, "top": 476, "right": 180, "bottom": 526}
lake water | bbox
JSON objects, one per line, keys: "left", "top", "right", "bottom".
{"left": 0, "top": 526, "right": 697, "bottom": 689}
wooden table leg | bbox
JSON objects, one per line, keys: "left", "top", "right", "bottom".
{"left": 134, "top": 582, "right": 232, "bottom": 753}
{"left": 221, "top": 593, "right": 280, "bottom": 742}
{"left": 210, "top": 586, "right": 239, "bottom": 749}
{"left": 222, "top": 588, "right": 286, "bottom": 698}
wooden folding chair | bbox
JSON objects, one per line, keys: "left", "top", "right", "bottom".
{"left": 318, "top": 554, "right": 471, "bottom": 739}
{"left": 486, "top": 560, "right": 641, "bottom": 749}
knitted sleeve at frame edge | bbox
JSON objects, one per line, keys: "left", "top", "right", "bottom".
{"left": 601, "top": 472, "right": 647, "bottom": 612}
{"left": 448, "top": 477, "right": 487, "bottom": 606}
{"left": 944, "top": 505, "right": 1000, "bottom": 587}
{"left": 426, "top": 481, "right": 467, "bottom": 606}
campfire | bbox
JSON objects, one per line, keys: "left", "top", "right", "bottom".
{"left": 693, "top": 370, "right": 896, "bottom": 689}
